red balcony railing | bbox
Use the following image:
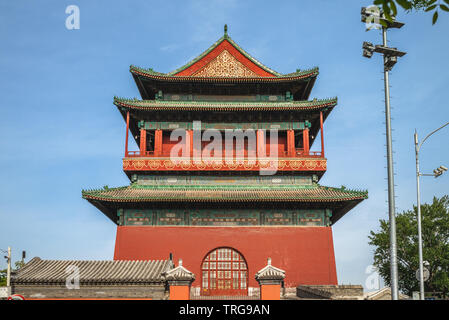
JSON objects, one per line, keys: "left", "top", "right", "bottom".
{"left": 123, "top": 147, "right": 326, "bottom": 172}
{"left": 126, "top": 150, "right": 155, "bottom": 157}
{"left": 295, "top": 149, "right": 323, "bottom": 158}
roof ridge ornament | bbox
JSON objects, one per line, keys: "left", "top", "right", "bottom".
{"left": 224, "top": 24, "right": 228, "bottom": 37}
{"left": 255, "top": 257, "right": 286, "bottom": 283}
{"left": 163, "top": 258, "right": 195, "bottom": 284}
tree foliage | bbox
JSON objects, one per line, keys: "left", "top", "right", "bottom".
{"left": 0, "top": 261, "right": 25, "bottom": 287}
{"left": 369, "top": 195, "right": 449, "bottom": 297}
{"left": 372, "top": 0, "right": 449, "bottom": 24}
{"left": 0, "top": 269, "right": 6, "bottom": 287}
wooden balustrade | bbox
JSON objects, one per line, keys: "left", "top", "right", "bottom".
{"left": 125, "top": 149, "right": 323, "bottom": 158}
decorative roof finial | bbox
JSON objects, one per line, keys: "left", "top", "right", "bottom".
{"left": 224, "top": 24, "right": 228, "bottom": 37}
{"left": 179, "top": 259, "right": 183, "bottom": 267}
{"left": 267, "top": 257, "right": 272, "bottom": 265}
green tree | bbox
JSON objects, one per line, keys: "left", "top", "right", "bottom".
{"left": 0, "top": 269, "right": 6, "bottom": 287}
{"left": 0, "top": 261, "right": 25, "bottom": 287}
{"left": 368, "top": 195, "right": 449, "bottom": 297}
{"left": 14, "top": 261, "right": 24, "bottom": 270}
{"left": 371, "top": 0, "right": 449, "bottom": 24}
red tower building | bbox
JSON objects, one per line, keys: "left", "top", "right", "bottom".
{"left": 83, "top": 27, "right": 367, "bottom": 296}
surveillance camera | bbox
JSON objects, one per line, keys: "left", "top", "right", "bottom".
{"left": 440, "top": 165, "right": 448, "bottom": 172}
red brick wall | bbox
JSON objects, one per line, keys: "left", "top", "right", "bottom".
{"left": 114, "top": 226, "right": 338, "bottom": 288}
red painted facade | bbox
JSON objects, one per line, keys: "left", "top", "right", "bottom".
{"left": 114, "top": 226, "right": 338, "bottom": 288}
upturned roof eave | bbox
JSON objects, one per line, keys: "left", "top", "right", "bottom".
{"left": 129, "top": 65, "right": 319, "bottom": 83}
{"left": 113, "top": 97, "right": 338, "bottom": 112}
{"left": 82, "top": 186, "right": 368, "bottom": 202}
{"left": 82, "top": 186, "right": 367, "bottom": 226}
{"left": 83, "top": 194, "right": 367, "bottom": 203}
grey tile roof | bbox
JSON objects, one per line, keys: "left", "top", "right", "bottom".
{"left": 255, "top": 258, "right": 286, "bottom": 281}
{"left": 12, "top": 257, "right": 173, "bottom": 285}
{"left": 163, "top": 260, "right": 195, "bottom": 282}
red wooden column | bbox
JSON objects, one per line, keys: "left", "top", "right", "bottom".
{"left": 255, "top": 258, "right": 285, "bottom": 300}
{"left": 287, "top": 129, "right": 295, "bottom": 157}
{"left": 186, "top": 130, "right": 193, "bottom": 158}
{"left": 154, "top": 129, "right": 163, "bottom": 156}
{"left": 257, "top": 130, "right": 266, "bottom": 157}
{"left": 124, "top": 111, "right": 130, "bottom": 157}
{"left": 320, "top": 111, "right": 325, "bottom": 157}
{"left": 139, "top": 129, "right": 147, "bottom": 156}
{"left": 303, "top": 128, "right": 310, "bottom": 156}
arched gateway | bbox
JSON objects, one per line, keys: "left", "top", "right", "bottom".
{"left": 201, "top": 247, "right": 248, "bottom": 296}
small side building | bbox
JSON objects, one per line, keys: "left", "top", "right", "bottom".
{"left": 11, "top": 257, "right": 173, "bottom": 300}
{"left": 296, "top": 285, "right": 364, "bottom": 300}
{"left": 364, "top": 287, "right": 409, "bottom": 300}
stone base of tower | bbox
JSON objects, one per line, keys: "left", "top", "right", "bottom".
{"left": 114, "top": 226, "right": 338, "bottom": 289}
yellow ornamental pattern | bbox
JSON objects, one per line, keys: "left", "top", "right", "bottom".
{"left": 123, "top": 158, "right": 327, "bottom": 171}
{"left": 193, "top": 50, "right": 258, "bottom": 78}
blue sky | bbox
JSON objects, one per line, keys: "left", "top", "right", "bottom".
{"left": 1, "top": 0, "right": 448, "bottom": 290}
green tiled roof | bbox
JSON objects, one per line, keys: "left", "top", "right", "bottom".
{"left": 113, "top": 97, "right": 338, "bottom": 111}
{"left": 82, "top": 184, "right": 368, "bottom": 203}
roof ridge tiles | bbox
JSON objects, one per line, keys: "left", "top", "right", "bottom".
{"left": 13, "top": 258, "right": 172, "bottom": 285}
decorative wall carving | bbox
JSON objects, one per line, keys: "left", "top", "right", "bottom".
{"left": 193, "top": 50, "right": 259, "bottom": 78}
{"left": 123, "top": 158, "right": 327, "bottom": 172}
{"left": 121, "top": 209, "right": 328, "bottom": 227}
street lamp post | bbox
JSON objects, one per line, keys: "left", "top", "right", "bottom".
{"left": 414, "top": 122, "right": 449, "bottom": 300}
{"left": 361, "top": 6, "right": 406, "bottom": 300}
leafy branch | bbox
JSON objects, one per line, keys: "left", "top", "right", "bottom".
{"left": 372, "top": 0, "right": 449, "bottom": 24}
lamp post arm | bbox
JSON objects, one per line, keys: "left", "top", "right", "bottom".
{"left": 417, "top": 122, "right": 449, "bottom": 153}
{"left": 414, "top": 121, "right": 449, "bottom": 300}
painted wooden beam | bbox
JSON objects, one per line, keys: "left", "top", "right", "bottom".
{"left": 144, "top": 122, "right": 305, "bottom": 131}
